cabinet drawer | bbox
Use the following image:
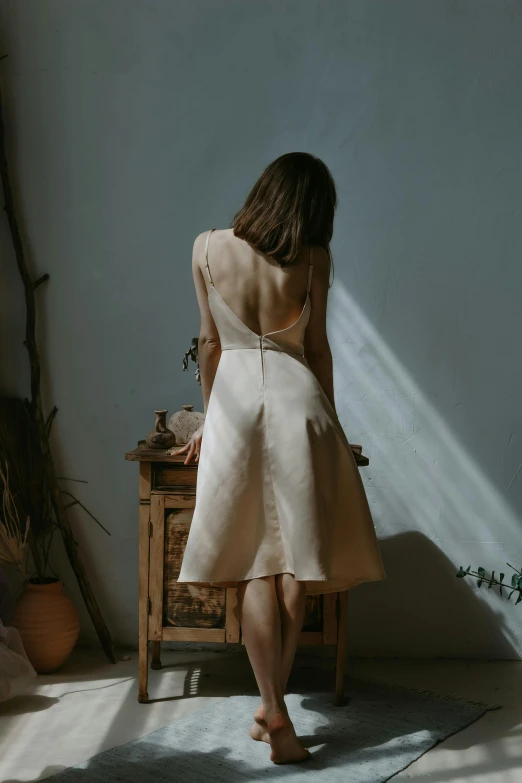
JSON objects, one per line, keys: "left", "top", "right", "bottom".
{"left": 152, "top": 463, "right": 197, "bottom": 492}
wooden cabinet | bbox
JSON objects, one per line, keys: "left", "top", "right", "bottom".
{"left": 126, "top": 443, "right": 358, "bottom": 705}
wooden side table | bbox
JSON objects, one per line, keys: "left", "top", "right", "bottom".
{"left": 125, "top": 442, "right": 369, "bottom": 706}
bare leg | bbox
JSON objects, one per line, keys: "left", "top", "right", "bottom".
{"left": 277, "top": 573, "right": 307, "bottom": 689}
{"left": 249, "top": 574, "right": 307, "bottom": 744}
{"left": 237, "top": 575, "right": 310, "bottom": 764}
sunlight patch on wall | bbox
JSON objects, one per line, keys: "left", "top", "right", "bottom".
{"left": 328, "top": 282, "right": 522, "bottom": 649}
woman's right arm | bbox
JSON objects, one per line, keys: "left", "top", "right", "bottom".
{"left": 191, "top": 236, "right": 222, "bottom": 415}
{"left": 303, "top": 246, "right": 336, "bottom": 411}
{"left": 169, "top": 234, "right": 222, "bottom": 464}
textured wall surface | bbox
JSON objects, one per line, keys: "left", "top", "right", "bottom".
{"left": 1, "top": 0, "right": 521, "bottom": 657}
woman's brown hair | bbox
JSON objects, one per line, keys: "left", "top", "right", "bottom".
{"left": 232, "top": 152, "right": 337, "bottom": 278}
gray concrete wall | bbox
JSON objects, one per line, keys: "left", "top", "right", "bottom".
{"left": 1, "top": 0, "right": 521, "bottom": 657}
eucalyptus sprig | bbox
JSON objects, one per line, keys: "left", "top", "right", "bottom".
{"left": 182, "top": 337, "right": 200, "bottom": 384}
{"left": 456, "top": 563, "right": 522, "bottom": 605}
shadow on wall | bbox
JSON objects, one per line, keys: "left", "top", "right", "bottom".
{"left": 329, "top": 280, "right": 522, "bottom": 659}
{"left": 348, "top": 530, "right": 519, "bottom": 659}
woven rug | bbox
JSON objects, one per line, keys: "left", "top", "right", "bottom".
{"left": 46, "top": 677, "right": 498, "bottom": 782}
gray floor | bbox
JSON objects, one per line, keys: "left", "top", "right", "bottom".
{"left": 0, "top": 648, "right": 520, "bottom": 782}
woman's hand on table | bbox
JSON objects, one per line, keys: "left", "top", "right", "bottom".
{"left": 166, "top": 425, "right": 204, "bottom": 465}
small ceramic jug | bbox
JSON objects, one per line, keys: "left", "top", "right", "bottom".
{"left": 145, "top": 409, "right": 177, "bottom": 449}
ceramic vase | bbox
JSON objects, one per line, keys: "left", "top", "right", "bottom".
{"left": 145, "top": 409, "right": 176, "bottom": 449}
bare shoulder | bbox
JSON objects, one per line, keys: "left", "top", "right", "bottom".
{"left": 310, "top": 244, "right": 329, "bottom": 266}
{"left": 309, "top": 245, "right": 331, "bottom": 282}
{"left": 191, "top": 230, "right": 213, "bottom": 275}
{"left": 192, "top": 230, "right": 209, "bottom": 258}
{"left": 192, "top": 228, "right": 235, "bottom": 269}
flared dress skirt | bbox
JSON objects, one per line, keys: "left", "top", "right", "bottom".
{"left": 176, "top": 270, "right": 387, "bottom": 595}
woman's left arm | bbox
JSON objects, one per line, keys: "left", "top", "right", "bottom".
{"left": 168, "top": 233, "right": 222, "bottom": 464}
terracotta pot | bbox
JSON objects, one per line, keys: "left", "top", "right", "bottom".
{"left": 12, "top": 579, "right": 80, "bottom": 673}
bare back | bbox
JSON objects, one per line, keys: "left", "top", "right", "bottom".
{"left": 192, "top": 228, "right": 331, "bottom": 356}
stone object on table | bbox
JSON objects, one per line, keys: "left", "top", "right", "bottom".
{"left": 168, "top": 404, "right": 204, "bottom": 445}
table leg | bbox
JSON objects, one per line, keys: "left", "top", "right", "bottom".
{"left": 138, "top": 640, "right": 149, "bottom": 703}
{"left": 138, "top": 503, "right": 151, "bottom": 703}
{"left": 151, "top": 640, "right": 162, "bottom": 670}
{"left": 334, "top": 590, "right": 349, "bottom": 706}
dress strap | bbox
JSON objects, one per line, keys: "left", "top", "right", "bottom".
{"left": 306, "top": 246, "right": 314, "bottom": 293}
{"left": 204, "top": 228, "right": 216, "bottom": 286}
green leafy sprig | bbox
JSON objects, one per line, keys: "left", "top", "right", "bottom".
{"left": 182, "top": 337, "right": 200, "bottom": 384}
{"left": 456, "top": 563, "right": 522, "bottom": 605}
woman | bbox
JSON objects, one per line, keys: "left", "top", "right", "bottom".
{"left": 169, "top": 152, "right": 386, "bottom": 764}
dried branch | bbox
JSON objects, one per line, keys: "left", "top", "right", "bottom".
{"left": 45, "top": 405, "right": 58, "bottom": 436}
{"left": 0, "top": 458, "right": 29, "bottom": 578}
{"left": 0, "top": 65, "right": 115, "bottom": 662}
{"left": 60, "top": 490, "right": 111, "bottom": 537}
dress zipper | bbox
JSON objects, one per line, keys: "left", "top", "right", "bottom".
{"left": 259, "top": 335, "right": 265, "bottom": 384}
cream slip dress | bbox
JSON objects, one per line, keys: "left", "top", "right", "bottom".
{"left": 177, "top": 228, "right": 386, "bottom": 595}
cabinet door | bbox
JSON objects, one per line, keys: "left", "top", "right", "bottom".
{"left": 163, "top": 509, "right": 227, "bottom": 630}
{"left": 148, "top": 457, "right": 332, "bottom": 646}
{"left": 302, "top": 595, "right": 323, "bottom": 632}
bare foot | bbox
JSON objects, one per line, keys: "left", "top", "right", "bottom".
{"left": 266, "top": 709, "right": 311, "bottom": 764}
{"left": 249, "top": 703, "right": 270, "bottom": 743}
